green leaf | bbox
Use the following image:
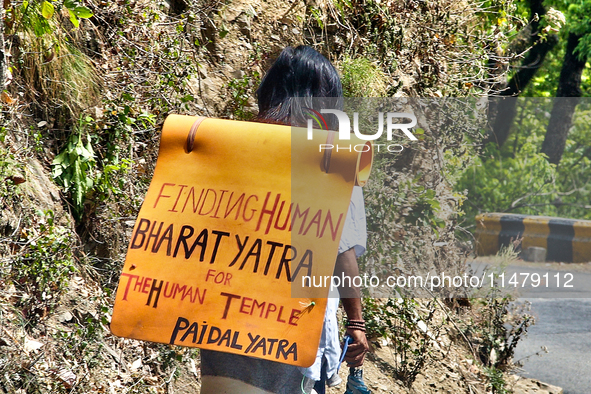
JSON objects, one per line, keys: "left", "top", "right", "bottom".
{"left": 52, "top": 153, "right": 65, "bottom": 165}
{"left": 33, "top": 18, "right": 51, "bottom": 36}
{"left": 68, "top": 9, "right": 80, "bottom": 27}
{"left": 121, "top": 92, "right": 134, "bottom": 101}
{"left": 52, "top": 166, "right": 63, "bottom": 178}
{"left": 181, "top": 94, "right": 194, "bottom": 103}
{"left": 219, "top": 25, "right": 229, "bottom": 39}
{"left": 74, "top": 6, "right": 93, "bottom": 18}
{"left": 41, "top": 1, "right": 55, "bottom": 19}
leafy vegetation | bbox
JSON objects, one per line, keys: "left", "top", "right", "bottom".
{"left": 8, "top": 209, "right": 76, "bottom": 324}
{"left": 51, "top": 117, "right": 96, "bottom": 219}
{"left": 5, "top": 0, "right": 99, "bottom": 123}
{"left": 457, "top": 99, "right": 591, "bottom": 224}
{"left": 227, "top": 71, "right": 260, "bottom": 120}
{"left": 340, "top": 56, "right": 389, "bottom": 97}
{"left": 363, "top": 297, "right": 441, "bottom": 387}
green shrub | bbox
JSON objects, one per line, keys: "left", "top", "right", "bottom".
{"left": 12, "top": 210, "right": 76, "bottom": 320}
{"left": 363, "top": 297, "right": 440, "bottom": 387}
{"left": 456, "top": 141, "right": 556, "bottom": 223}
{"left": 340, "top": 56, "right": 389, "bottom": 97}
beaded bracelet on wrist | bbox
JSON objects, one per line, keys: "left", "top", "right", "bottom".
{"left": 345, "top": 320, "right": 366, "bottom": 331}
{"left": 346, "top": 326, "right": 366, "bottom": 332}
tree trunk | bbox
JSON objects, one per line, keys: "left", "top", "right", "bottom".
{"left": 486, "top": 0, "right": 557, "bottom": 147}
{"left": 502, "top": 34, "right": 559, "bottom": 97}
{"left": 541, "top": 33, "right": 587, "bottom": 165}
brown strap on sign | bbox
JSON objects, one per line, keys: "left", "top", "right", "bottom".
{"left": 322, "top": 130, "right": 334, "bottom": 173}
{"left": 185, "top": 116, "right": 207, "bottom": 153}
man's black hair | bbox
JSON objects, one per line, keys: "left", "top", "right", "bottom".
{"left": 256, "top": 45, "right": 343, "bottom": 129}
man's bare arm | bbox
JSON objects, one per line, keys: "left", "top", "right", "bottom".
{"left": 334, "top": 247, "right": 369, "bottom": 366}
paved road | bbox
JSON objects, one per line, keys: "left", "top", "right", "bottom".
{"left": 471, "top": 261, "right": 591, "bottom": 394}
{"left": 513, "top": 298, "right": 591, "bottom": 394}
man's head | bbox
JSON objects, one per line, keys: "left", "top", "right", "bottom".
{"left": 256, "top": 45, "right": 343, "bottom": 128}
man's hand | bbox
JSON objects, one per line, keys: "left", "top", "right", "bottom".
{"left": 344, "top": 328, "right": 369, "bottom": 367}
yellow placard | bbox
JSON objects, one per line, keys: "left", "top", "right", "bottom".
{"left": 111, "top": 115, "right": 372, "bottom": 367}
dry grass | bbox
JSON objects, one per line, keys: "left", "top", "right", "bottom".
{"left": 8, "top": 8, "right": 101, "bottom": 122}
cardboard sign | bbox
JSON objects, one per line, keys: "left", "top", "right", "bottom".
{"left": 111, "top": 115, "right": 372, "bottom": 367}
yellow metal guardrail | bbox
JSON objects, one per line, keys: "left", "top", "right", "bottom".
{"left": 475, "top": 213, "right": 591, "bottom": 263}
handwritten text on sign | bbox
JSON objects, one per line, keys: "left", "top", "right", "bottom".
{"left": 110, "top": 115, "right": 372, "bottom": 367}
